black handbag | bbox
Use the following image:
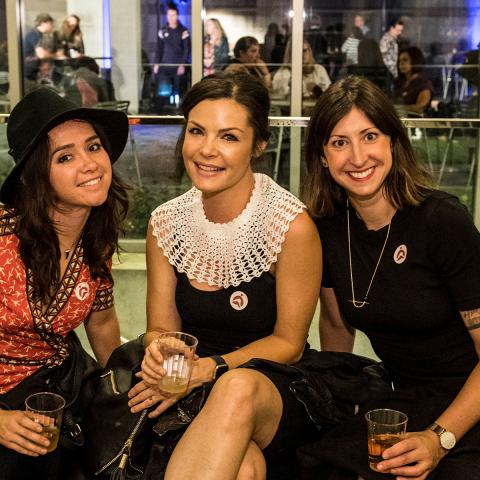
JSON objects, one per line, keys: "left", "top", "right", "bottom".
{"left": 0, "top": 331, "right": 100, "bottom": 451}
{"left": 82, "top": 335, "right": 153, "bottom": 480}
{"left": 82, "top": 336, "right": 215, "bottom": 480}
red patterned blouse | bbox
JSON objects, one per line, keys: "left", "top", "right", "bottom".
{"left": 0, "top": 208, "right": 114, "bottom": 394}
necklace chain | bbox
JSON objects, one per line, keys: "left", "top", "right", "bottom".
{"left": 347, "top": 201, "right": 391, "bottom": 308}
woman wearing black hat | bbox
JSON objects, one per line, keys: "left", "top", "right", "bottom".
{"left": 0, "top": 87, "right": 129, "bottom": 478}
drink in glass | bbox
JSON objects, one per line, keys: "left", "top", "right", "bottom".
{"left": 365, "top": 408, "right": 408, "bottom": 471}
{"left": 25, "top": 392, "right": 65, "bottom": 453}
{"left": 156, "top": 332, "right": 198, "bottom": 395}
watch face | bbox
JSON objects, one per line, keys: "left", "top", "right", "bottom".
{"left": 440, "top": 431, "right": 456, "bottom": 450}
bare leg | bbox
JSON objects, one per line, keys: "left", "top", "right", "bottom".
{"left": 165, "top": 368, "right": 283, "bottom": 480}
{"left": 236, "top": 441, "right": 267, "bottom": 480}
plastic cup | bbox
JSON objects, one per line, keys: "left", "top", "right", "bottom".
{"left": 25, "top": 392, "right": 65, "bottom": 452}
{"left": 156, "top": 332, "right": 198, "bottom": 394}
{"left": 365, "top": 408, "right": 408, "bottom": 471}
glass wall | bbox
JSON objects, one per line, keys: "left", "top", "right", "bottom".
{"left": 1, "top": 0, "right": 480, "bottom": 236}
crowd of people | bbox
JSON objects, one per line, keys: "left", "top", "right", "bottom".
{"left": 22, "top": 12, "right": 116, "bottom": 109}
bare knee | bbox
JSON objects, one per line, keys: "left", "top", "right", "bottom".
{"left": 236, "top": 441, "right": 266, "bottom": 480}
{"left": 206, "top": 369, "right": 265, "bottom": 424}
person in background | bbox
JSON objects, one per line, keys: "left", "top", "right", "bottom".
{"left": 127, "top": 72, "right": 321, "bottom": 479}
{"left": 394, "top": 46, "right": 433, "bottom": 115}
{"left": 62, "top": 56, "right": 116, "bottom": 107}
{"left": 56, "top": 15, "right": 84, "bottom": 59}
{"left": 379, "top": 19, "right": 404, "bottom": 78}
{"left": 272, "top": 39, "right": 331, "bottom": 100}
{"left": 154, "top": 3, "right": 190, "bottom": 112}
{"left": 354, "top": 37, "right": 392, "bottom": 91}
{"left": 263, "top": 23, "right": 284, "bottom": 65}
{"left": 23, "top": 13, "right": 57, "bottom": 82}
{"left": 203, "top": 18, "right": 229, "bottom": 76}
{"left": 354, "top": 14, "right": 370, "bottom": 36}
{"left": 0, "top": 88, "right": 129, "bottom": 480}
{"left": 301, "top": 75, "right": 480, "bottom": 478}
{"left": 341, "top": 26, "right": 364, "bottom": 67}
{"left": 225, "top": 36, "right": 272, "bottom": 89}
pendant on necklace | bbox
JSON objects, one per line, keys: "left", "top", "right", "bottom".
{"left": 64, "top": 249, "right": 70, "bottom": 259}
{"left": 348, "top": 298, "right": 370, "bottom": 308}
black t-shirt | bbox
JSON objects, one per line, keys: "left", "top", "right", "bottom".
{"left": 315, "top": 191, "right": 479, "bottom": 386}
{"left": 394, "top": 74, "right": 433, "bottom": 106}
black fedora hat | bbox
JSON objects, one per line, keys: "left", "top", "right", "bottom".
{"left": 1, "top": 87, "right": 129, "bottom": 205}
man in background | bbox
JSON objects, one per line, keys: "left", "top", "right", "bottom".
{"left": 154, "top": 3, "right": 190, "bottom": 112}
{"left": 380, "top": 19, "right": 404, "bottom": 78}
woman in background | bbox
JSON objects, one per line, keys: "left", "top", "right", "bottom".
{"left": 394, "top": 46, "right": 433, "bottom": 115}
{"left": 56, "top": 15, "right": 84, "bottom": 58}
{"left": 272, "top": 39, "right": 331, "bottom": 100}
{"left": 203, "top": 18, "right": 229, "bottom": 76}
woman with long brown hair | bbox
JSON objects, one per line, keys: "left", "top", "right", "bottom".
{"left": 302, "top": 75, "right": 480, "bottom": 478}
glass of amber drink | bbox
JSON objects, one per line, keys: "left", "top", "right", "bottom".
{"left": 365, "top": 408, "right": 408, "bottom": 471}
{"left": 25, "top": 392, "right": 65, "bottom": 453}
{"left": 156, "top": 332, "right": 198, "bottom": 395}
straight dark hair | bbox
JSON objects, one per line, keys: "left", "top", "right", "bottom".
{"left": 303, "top": 75, "right": 433, "bottom": 218}
{"left": 175, "top": 72, "right": 271, "bottom": 164}
{"left": 14, "top": 120, "right": 129, "bottom": 302}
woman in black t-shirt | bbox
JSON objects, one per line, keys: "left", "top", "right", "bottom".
{"left": 393, "top": 46, "right": 433, "bottom": 115}
{"left": 302, "top": 75, "right": 480, "bottom": 479}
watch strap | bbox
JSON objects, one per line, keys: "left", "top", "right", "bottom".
{"left": 428, "top": 423, "right": 445, "bottom": 435}
{"left": 211, "top": 355, "right": 228, "bottom": 380}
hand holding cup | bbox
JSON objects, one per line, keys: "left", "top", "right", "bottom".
{"left": 155, "top": 332, "right": 198, "bottom": 395}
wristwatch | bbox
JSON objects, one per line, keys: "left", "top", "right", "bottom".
{"left": 428, "top": 423, "right": 456, "bottom": 450}
{"left": 211, "top": 355, "right": 229, "bottom": 381}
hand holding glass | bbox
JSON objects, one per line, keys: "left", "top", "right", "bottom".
{"left": 365, "top": 408, "right": 408, "bottom": 472}
{"left": 25, "top": 392, "right": 65, "bottom": 453}
{"left": 156, "top": 332, "right": 198, "bottom": 394}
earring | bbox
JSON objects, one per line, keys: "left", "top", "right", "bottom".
{"left": 321, "top": 158, "right": 328, "bottom": 168}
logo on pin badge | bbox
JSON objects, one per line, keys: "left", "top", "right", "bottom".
{"left": 75, "top": 282, "right": 90, "bottom": 301}
{"left": 230, "top": 291, "right": 248, "bottom": 311}
{"left": 394, "top": 244, "right": 407, "bottom": 264}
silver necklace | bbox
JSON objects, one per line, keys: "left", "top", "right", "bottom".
{"left": 347, "top": 200, "right": 391, "bottom": 308}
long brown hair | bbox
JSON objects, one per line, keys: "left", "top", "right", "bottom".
{"left": 14, "top": 120, "right": 129, "bottom": 303}
{"left": 303, "top": 75, "right": 433, "bottom": 218}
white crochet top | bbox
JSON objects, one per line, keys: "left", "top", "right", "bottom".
{"left": 150, "top": 173, "right": 305, "bottom": 288}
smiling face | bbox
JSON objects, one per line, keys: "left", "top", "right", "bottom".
{"left": 48, "top": 120, "right": 112, "bottom": 213}
{"left": 323, "top": 107, "right": 392, "bottom": 206}
{"left": 182, "top": 98, "right": 264, "bottom": 198}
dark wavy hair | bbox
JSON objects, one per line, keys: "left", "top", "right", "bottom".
{"left": 13, "top": 120, "right": 129, "bottom": 302}
{"left": 303, "top": 75, "right": 432, "bottom": 218}
{"left": 176, "top": 72, "right": 271, "bottom": 164}
{"left": 399, "top": 46, "right": 426, "bottom": 74}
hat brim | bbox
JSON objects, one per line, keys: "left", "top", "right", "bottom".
{"left": 0, "top": 106, "right": 129, "bottom": 205}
